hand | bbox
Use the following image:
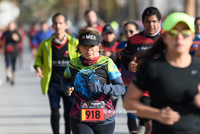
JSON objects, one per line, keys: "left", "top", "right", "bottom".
{"left": 157, "top": 106, "right": 180, "bottom": 125}
{"left": 104, "top": 51, "right": 112, "bottom": 57}
{"left": 12, "top": 33, "right": 19, "bottom": 41}
{"left": 194, "top": 84, "right": 200, "bottom": 108}
{"left": 67, "top": 87, "right": 74, "bottom": 96}
{"left": 128, "top": 57, "right": 138, "bottom": 72}
{"left": 35, "top": 66, "right": 44, "bottom": 78}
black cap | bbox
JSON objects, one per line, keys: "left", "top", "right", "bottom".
{"left": 102, "top": 24, "right": 114, "bottom": 34}
{"left": 79, "top": 33, "right": 101, "bottom": 46}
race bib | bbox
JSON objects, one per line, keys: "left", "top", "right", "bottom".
{"left": 81, "top": 101, "right": 105, "bottom": 123}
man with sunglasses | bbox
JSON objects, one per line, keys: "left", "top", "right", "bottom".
{"left": 191, "top": 17, "right": 200, "bottom": 57}
{"left": 120, "top": 7, "right": 163, "bottom": 134}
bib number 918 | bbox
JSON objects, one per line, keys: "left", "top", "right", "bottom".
{"left": 81, "top": 109, "right": 104, "bottom": 121}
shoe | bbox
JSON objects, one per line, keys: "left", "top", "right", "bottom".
{"left": 6, "top": 76, "right": 9, "bottom": 82}
{"left": 11, "top": 81, "right": 14, "bottom": 86}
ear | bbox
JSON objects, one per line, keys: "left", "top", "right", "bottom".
{"left": 65, "top": 23, "right": 68, "bottom": 29}
{"left": 192, "top": 33, "right": 196, "bottom": 40}
{"left": 136, "top": 30, "right": 140, "bottom": 34}
{"left": 158, "top": 20, "right": 161, "bottom": 26}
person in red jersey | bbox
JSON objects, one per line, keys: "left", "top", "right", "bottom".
{"left": 121, "top": 7, "right": 163, "bottom": 134}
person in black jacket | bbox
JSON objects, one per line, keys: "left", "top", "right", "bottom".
{"left": 1, "top": 21, "right": 21, "bottom": 85}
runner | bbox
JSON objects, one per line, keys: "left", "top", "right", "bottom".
{"left": 32, "top": 21, "right": 53, "bottom": 49}
{"left": 120, "top": 7, "right": 163, "bottom": 134}
{"left": 81, "top": 9, "right": 103, "bottom": 34}
{"left": 192, "top": 17, "right": 200, "bottom": 57}
{"left": 102, "top": 24, "right": 119, "bottom": 63}
{"left": 33, "top": 12, "right": 79, "bottom": 134}
{"left": 116, "top": 21, "right": 139, "bottom": 134}
{"left": 101, "top": 24, "right": 119, "bottom": 109}
{"left": 0, "top": 21, "right": 21, "bottom": 85}
{"left": 61, "top": 27, "right": 125, "bottom": 134}
{"left": 124, "top": 12, "right": 200, "bottom": 134}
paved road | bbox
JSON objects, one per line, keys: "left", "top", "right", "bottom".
{"left": 0, "top": 43, "right": 131, "bottom": 134}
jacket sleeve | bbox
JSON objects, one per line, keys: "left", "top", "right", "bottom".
{"left": 91, "top": 76, "right": 125, "bottom": 96}
{"left": 33, "top": 40, "right": 45, "bottom": 69}
{"left": 91, "top": 58, "right": 125, "bottom": 96}
{"left": 61, "top": 74, "right": 72, "bottom": 96}
{"left": 61, "top": 65, "right": 72, "bottom": 96}
{"left": 120, "top": 38, "right": 134, "bottom": 71}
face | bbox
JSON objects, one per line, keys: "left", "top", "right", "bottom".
{"left": 163, "top": 22, "right": 195, "bottom": 55}
{"left": 142, "top": 15, "right": 161, "bottom": 35}
{"left": 33, "top": 24, "right": 40, "bottom": 31}
{"left": 52, "top": 15, "right": 68, "bottom": 34}
{"left": 8, "top": 22, "right": 16, "bottom": 31}
{"left": 41, "top": 23, "right": 49, "bottom": 32}
{"left": 85, "top": 11, "right": 97, "bottom": 26}
{"left": 195, "top": 19, "right": 200, "bottom": 34}
{"left": 123, "top": 24, "right": 139, "bottom": 41}
{"left": 102, "top": 32, "right": 115, "bottom": 42}
{"left": 79, "top": 44, "right": 99, "bottom": 60}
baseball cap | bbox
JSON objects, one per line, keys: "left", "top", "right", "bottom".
{"left": 102, "top": 24, "right": 114, "bottom": 34}
{"left": 79, "top": 33, "right": 101, "bottom": 46}
{"left": 163, "top": 12, "right": 195, "bottom": 33}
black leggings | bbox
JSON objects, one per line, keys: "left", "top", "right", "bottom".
{"left": 5, "top": 51, "right": 18, "bottom": 71}
{"left": 70, "top": 118, "right": 115, "bottom": 134}
{"left": 127, "top": 116, "right": 137, "bottom": 134}
{"left": 51, "top": 108, "right": 71, "bottom": 134}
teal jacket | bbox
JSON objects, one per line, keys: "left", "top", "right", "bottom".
{"left": 34, "top": 33, "right": 79, "bottom": 95}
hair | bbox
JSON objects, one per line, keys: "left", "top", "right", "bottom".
{"left": 195, "top": 17, "right": 200, "bottom": 24}
{"left": 142, "top": 7, "right": 161, "bottom": 21}
{"left": 137, "top": 36, "right": 166, "bottom": 69}
{"left": 84, "top": 9, "right": 97, "bottom": 17}
{"left": 52, "top": 12, "right": 68, "bottom": 23}
{"left": 40, "top": 21, "right": 47, "bottom": 25}
{"left": 123, "top": 21, "right": 139, "bottom": 30}
{"left": 76, "top": 27, "right": 103, "bottom": 54}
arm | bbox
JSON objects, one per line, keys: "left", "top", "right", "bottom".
{"left": 16, "top": 32, "right": 22, "bottom": 42}
{"left": 61, "top": 74, "right": 72, "bottom": 96}
{"left": 61, "top": 65, "right": 74, "bottom": 96}
{"left": 0, "top": 34, "right": 6, "bottom": 53}
{"left": 90, "top": 76, "right": 125, "bottom": 96}
{"left": 120, "top": 39, "right": 136, "bottom": 71}
{"left": 123, "top": 82, "right": 159, "bottom": 120}
{"left": 33, "top": 40, "right": 44, "bottom": 69}
{"left": 123, "top": 82, "right": 180, "bottom": 125}
{"left": 121, "top": 56, "right": 138, "bottom": 72}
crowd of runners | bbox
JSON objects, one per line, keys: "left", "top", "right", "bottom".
{"left": 1, "top": 6, "right": 200, "bottom": 134}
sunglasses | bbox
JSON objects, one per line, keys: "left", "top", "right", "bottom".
{"left": 167, "top": 29, "right": 192, "bottom": 38}
{"left": 123, "top": 30, "right": 134, "bottom": 35}
{"left": 195, "top": 23, "right": 200, "bottom": 27}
